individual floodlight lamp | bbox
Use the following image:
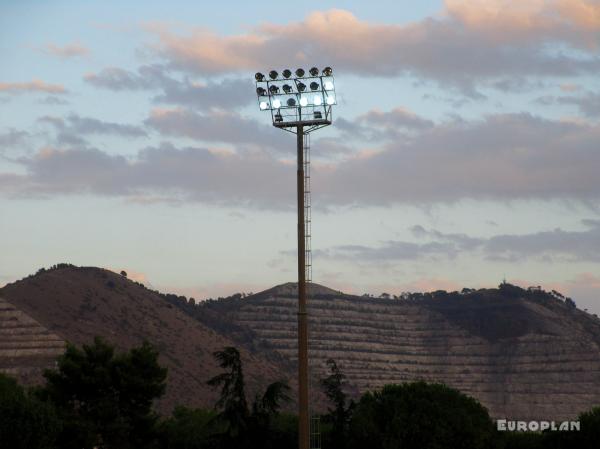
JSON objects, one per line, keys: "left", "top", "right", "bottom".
{"left": 255, "top": 72, "right": 265, "bottom": 81}
{"left": 253, "top": 66, "right": 337, "bottom": 449}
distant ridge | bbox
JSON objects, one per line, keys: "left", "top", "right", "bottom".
{"left": 254, "top": 282, "right": 345, "bottom": 299}
{"left": 3, "top": 265, "right": 600, "bottom": 420}
{"left": 0, "top": 265, "right": 294, "bottom": 413}
{"left": 195, "top": 282, "right": 600, "bottom": 421}
{"left": 0, "top": 297, "right": 64, "bottom": 384}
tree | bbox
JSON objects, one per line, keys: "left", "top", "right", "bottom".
{"left": 348, "top": 382, "right": 497, "bottom": 449}
{"left": 41, "top": 337, "right": 167, "bottom": 449}
{"left": 157, "top": 406, "right": 223, "bottom": 449}
{"left": 543, "top": 406, "right": 600, "bottom": 449}
{"left": 0, "top": 373, "right": 61, "bottom": 449}
{"left": 120, "top": 270, "right": 127, "bottom": 277}
{"left": 207, "top": 346, "right": 291, "bottom": 449}
{"left": 320, "top": 359, "right": 354, "bottom": 449}
{"left": 207, "top": 346, "right": 249, "bottom": 441}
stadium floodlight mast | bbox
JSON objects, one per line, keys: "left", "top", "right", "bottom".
{"left": 255, "top": 66, "right": 336, "bottom": 449}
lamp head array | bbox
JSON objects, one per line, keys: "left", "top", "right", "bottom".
{"left": 254, "top": 66, "right": 336, "bottom": 120}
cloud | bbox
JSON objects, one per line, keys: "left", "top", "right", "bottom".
{"left": 558, "top": 92, "right": 600, "bottom": 117}
{"left": 37, "top": 96, "right": 69, "bottom": 105}
{"left": 1, "top": 143, "right": 294, "bottom": 208}
{"left": 317, "top": 112, "right": 600, "bottom": 205}
{"left": 337, "top": 108, "right": 434, "bottom": 142}
{"left": 146, "top": 4, "right": 600, "bottom": 94}
{"left": 3, "top": 110, "right": 600, "bottom": 207}
{"left": 0, "top": 80, "right": 67, "bottom": 94}
{"left": 39, "top": 42, "right": 89, "bottom": 59}
{"left": 312, "top": 219, "right": 600, "bottom": 264}
{"left": 153, "top": 78, "right": 253, "bottom": 110}
{"left": 0, "top": 129, "right": 30, "bottom": 149}
{"left": 85, "top": 65, "right": 253, "bottom": 110}
{"left": 483, "top": 220, "right": 600, "bottom": 262}
{"left": 84, "top": 65, "right": 164, "bottom": 91}
{"left": 313, "top": 241, "right": 459, "bottom": 261}
{"left": 144, "top": 107, "right": 289, "bottom": 149}
{"left": 39, "top": 113, "right": 147, "bottom": 139}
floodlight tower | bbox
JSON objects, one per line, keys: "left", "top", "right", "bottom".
{"left": 255, "top": 66, "right": 336, "bottom": 449}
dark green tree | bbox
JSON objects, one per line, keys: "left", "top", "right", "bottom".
{"left": 157, "top": 406, "right": 223, "bottom": 449}
{"left": 543, "top": 406, "right": 600, "bottom": 449}
{"left": 320, "top": 358, "right": 354, "bottom": 449}
{"left": 250, "top": 380, "right": 292, "bottom": 449}
{"left": 41, "top": 337, "right": 167, "bottom": 449}
{"left": 348, "top": 382, "right": 497, "bottom": 449}
{"left": 0, "top": 373, "right": 61, "bottom": 449}
{"left": 207, "top": 346, "right": 249, "bottom": 441}
{"left": 207, "top": 347, "right": 291, "bottom": 449}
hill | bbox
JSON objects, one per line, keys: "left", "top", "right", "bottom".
{"left": 0, "top": 297, "right": 64, "bottom": 384}
{"left": 3, "top": 266, "right": 600, "bottom": 421}
{"left": 0, "top": 265, "right": 294, "bottom": 413}
{"left": 190, "top": 282, "right": 600, "bottom": 421}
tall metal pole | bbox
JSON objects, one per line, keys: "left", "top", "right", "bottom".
{"left": 297, "top": 124, "right": 309, "bottom": 449}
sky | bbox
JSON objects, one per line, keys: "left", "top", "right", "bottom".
{"left": 1, "top": 0, "right": 600, "bottom": 314}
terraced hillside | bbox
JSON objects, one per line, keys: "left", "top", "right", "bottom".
{"left": 0, "top": 297, "right": 64, "bottom": 383}
{"left": 197, "top": 282, "right": 600, "bottom": 421}
{"left": 0, "top": 266, "right": 294, "bottom": 413}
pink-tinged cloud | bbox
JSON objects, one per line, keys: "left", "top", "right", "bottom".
{"left": 108, "top": 267, "right": 148, "bottom": 284}
{"left": 512, "top": 272, "right": 600, "bottom": 315}
{"left": 557, "top": 0, "right": 600, "bottom": 30}
{"left": 40, "top": 42, "right": 89, "bottom": 59}
{"left": 147, "top": 4, "right": 600, "bottom": 94}
{"left": 446, "top": 0, "right": 600, "bottom": 44}
{"left": 0, "top": 80, "right": 67, "bottom": 94}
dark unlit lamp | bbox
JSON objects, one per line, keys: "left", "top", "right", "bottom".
{"left": 295, "top": 68, "right": 305, "bottom": 77}
{"left": 309, "top": 67, "right": 319, "bottom": 76}
{"left": 255, "top": 72, "right": 265, "bottom": 81}
{"left": 283, "top": 69, "right": 292, "bottom": 78}
{"left": 269, "top": 70, "right": 278, "bottom": 79}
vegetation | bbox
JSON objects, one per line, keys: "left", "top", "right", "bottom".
{"left": 206, "top": 346, "right": 293, "bottom": 449}
{"left": 0, "top": 373, "right": 61, "bottom": 449}
{"left": 1, "top": 339, "right": 599, "bottom": 449}
{"left": 348, "top": 382, "right": 497, "bottom": 449}
{"left": 320, "top": 359, "right": 354, "bottom": 449}
{"left": 41, "top": 337, "right": 167, "bottom": 449}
